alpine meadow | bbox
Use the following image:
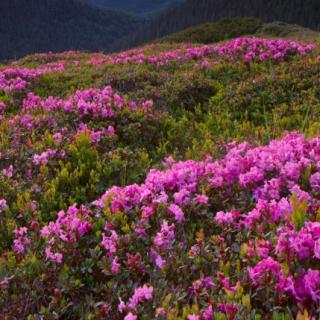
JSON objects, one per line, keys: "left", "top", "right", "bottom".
{"left": 1, "top": 2, "right": 320, "bottom": 320}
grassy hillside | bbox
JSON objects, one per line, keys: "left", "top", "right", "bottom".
{"left": 157, "top": 18, "right": 320, "bottom": 45}
{"left": 0, "top": 21, "right": 320, "bottom": 319}
{"left": 258, "top": 21, "right": 320, "bottom": 42}
{"left": 0, "top": 0, "right": 141, "bottom": 61}
{"left": 158, "top": 17, "right": 264, "bottom": 44}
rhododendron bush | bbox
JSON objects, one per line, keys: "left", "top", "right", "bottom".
{"left": 3, "top": 133, "right": 320, "bottom": 319}
{"left": 88, "top": 38, "right": 315, "bottom": 67}
{"left": 0, "top": 36, "right": 320, "bottom": 318}
{"left": 0, "top": 63, "right": 64, "bottom": 93}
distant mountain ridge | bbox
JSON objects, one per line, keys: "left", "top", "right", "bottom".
{"left": 81, "top": 0, "right": 182, "bottom": 15}
{"left": 0, "top": 0, "right": 141, "bottom": 61}
{"left": 1, "top": 0, "right": 320, "bottom": 61}
{"left": 114, "top": 0, "right": 320, "bottom": 50}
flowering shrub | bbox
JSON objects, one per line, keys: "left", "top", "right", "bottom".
{"left": 22, "top": 85, "right": 152, "bottom": 118}
{"left": 88, "top": 38, "right": 316, "bottom": 67}
{"left": 0, "top": 36, "right": 320, "bottom": 318}
{"left": 79, "top": 132, "right": 320, "bottom": 318}
{"left": 0, "top": 63, "right": 64, "bottom": 93}
{"left": 2, "top": 132, "right": 320, "bottom": 318}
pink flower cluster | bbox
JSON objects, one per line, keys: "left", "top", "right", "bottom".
{"left": 2, "top": 165, "right": 13, "bottom": 178}
{"left": 33, "top": 149, "right": 57, "bottom": 166}
{"left": 101, "top": 229, "right": 118, "bottom": 255}
{"left": 248, "top": 257, "right": 281, "bottom": 286}
{"left": 22, "top": 86, "right": 152, "bottom": 119}
{"left": 249, "top": 257, "right": 320, "bottom": 305}
{"left": 89, "top": 38, "right": 316, "bottom": 68}
{"left": 0, "top": 63, "right": 64, "bottom": 93}
{"left": 41, "top": 205, "right": 92, "bottom": 264}
{"left": 119, "top": 285, "right": 153, "bottom": 319}
{"left": 88, "top": 132, "right": 320, "bottom": 312}
{"left": 276, "top": 222, "right": 320, "bottom": 260}
{"left": 280, "top": 269, "right": 320, "bottom": 304}
{"left": 154, "top": 220, "right": 175, "bottom": 249}
{"left": 0, "top": 199, "right": 7, "bottom": 211}
{"left": 13, "top": 227, "right": 30, "bottom": 254}
{"left": 75, "top": 123, "right": 115, "bottom": 144}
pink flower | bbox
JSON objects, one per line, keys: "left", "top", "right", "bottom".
{"left": 41, "top": 205, "right": 92, "bottom": 263}
{"left": 107, "top": 125, "right": 115, "bottom": 136}
{"left": 194, "top": 194, "right": 208, "bottom": 204}
{"left": 101, "top": 231, "right": 118, "bottom": 255}
{"left": 118, "top": 298, "right": 126, "bottom": 313}
{"left": 142, "top": 100, "right": 153, "bottom": 109}
{"left": 155, "top": 255, "right": 166, "bottom": 269}
{"left": 173, "top": 188, "right": 190, "bottom": 205}
{"left": 314, "top": 239, "right": 320, "bottom": 259}
{"left": 112, "top": 256, "right": 120, "bottom": 274}
{"left": 276, "top": 222, "right": 320, "bottom": 260}
{"left": 202, "top": 305, "right": 213, "bottom": 320}
{"left": 239, "top": 166, "right": 264, "bottom": 187}
{"left": 168, "top": 204, "right": 184, "bottom": 222}
{"left": 256, "top": 240, "right": 272, "bottom": 258}
{"left": 13, "top": 227, "right": 30, "bottom": 254}
{"left": 215, "top": 211, "right": 234, "bottom": 225}
{"left": 53, "top": 132, "right": 63, "bottom": 144}
{"left": 33, "top": 149, "right": 57, "bottom": 166}
{"left": 124, "top": 312, "right": 138, "bottom": 320}
{"left": 188, "top": 315, "right": 200, "bottom": 320}
{"left": 0, "top": 199, "right": 7, "bottom": 210}
{"left": 248, "top": 257, "right": 281, "bottom": 286}
{"left": 2, "top": 165, "right": 13, "bottom": 178}
{"left": 128, "top": 285, "right": 153, "bottom": 309}
{"left": 310, "top": 172, "right": 320, "bottom": 192}
{"left": 154, "top": 220, "right": 175, "bottom": 249}
{"left": 45, "top": 247, "right": 63, "bottom": 264}
{"left": 304, "top": 269, "right": 320, "bottom": 303}
{"left": 0, "top": 277, "right": 9, "bottom": 287}
{"left": 244, "top": 52, "right": 255, "bottom": 62}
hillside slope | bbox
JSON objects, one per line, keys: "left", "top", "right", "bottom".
{"left": 116, "top": 0, "right": 320, "bottom": 49}
{"left": 0, "top": 0, "right": 141, "bottom": 61}
{"left": 0, "top": 27, "right": 320, "bottom": 318}
{"left": 158, "top": 17, "right": 264, "bottom": 44}
{"left": 158, "top": 18, "right": 320, "bottom": 44}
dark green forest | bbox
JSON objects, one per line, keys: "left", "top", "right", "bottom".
{"left": 81, "top": 0, "right": 182, "bottom": 15}
{"left": 0, "top": 0, "right": 140, "bottom": 61}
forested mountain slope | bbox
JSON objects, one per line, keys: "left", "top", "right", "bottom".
{"left": 0, "top": 0, "right": 141, "bottom": 61}
{"left": 82, "top": 0, "right": 182, "bottom": 15}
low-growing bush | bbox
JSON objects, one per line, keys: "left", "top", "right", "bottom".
{"left": 0, "top": 35, "right": 319, "bottom": 318}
